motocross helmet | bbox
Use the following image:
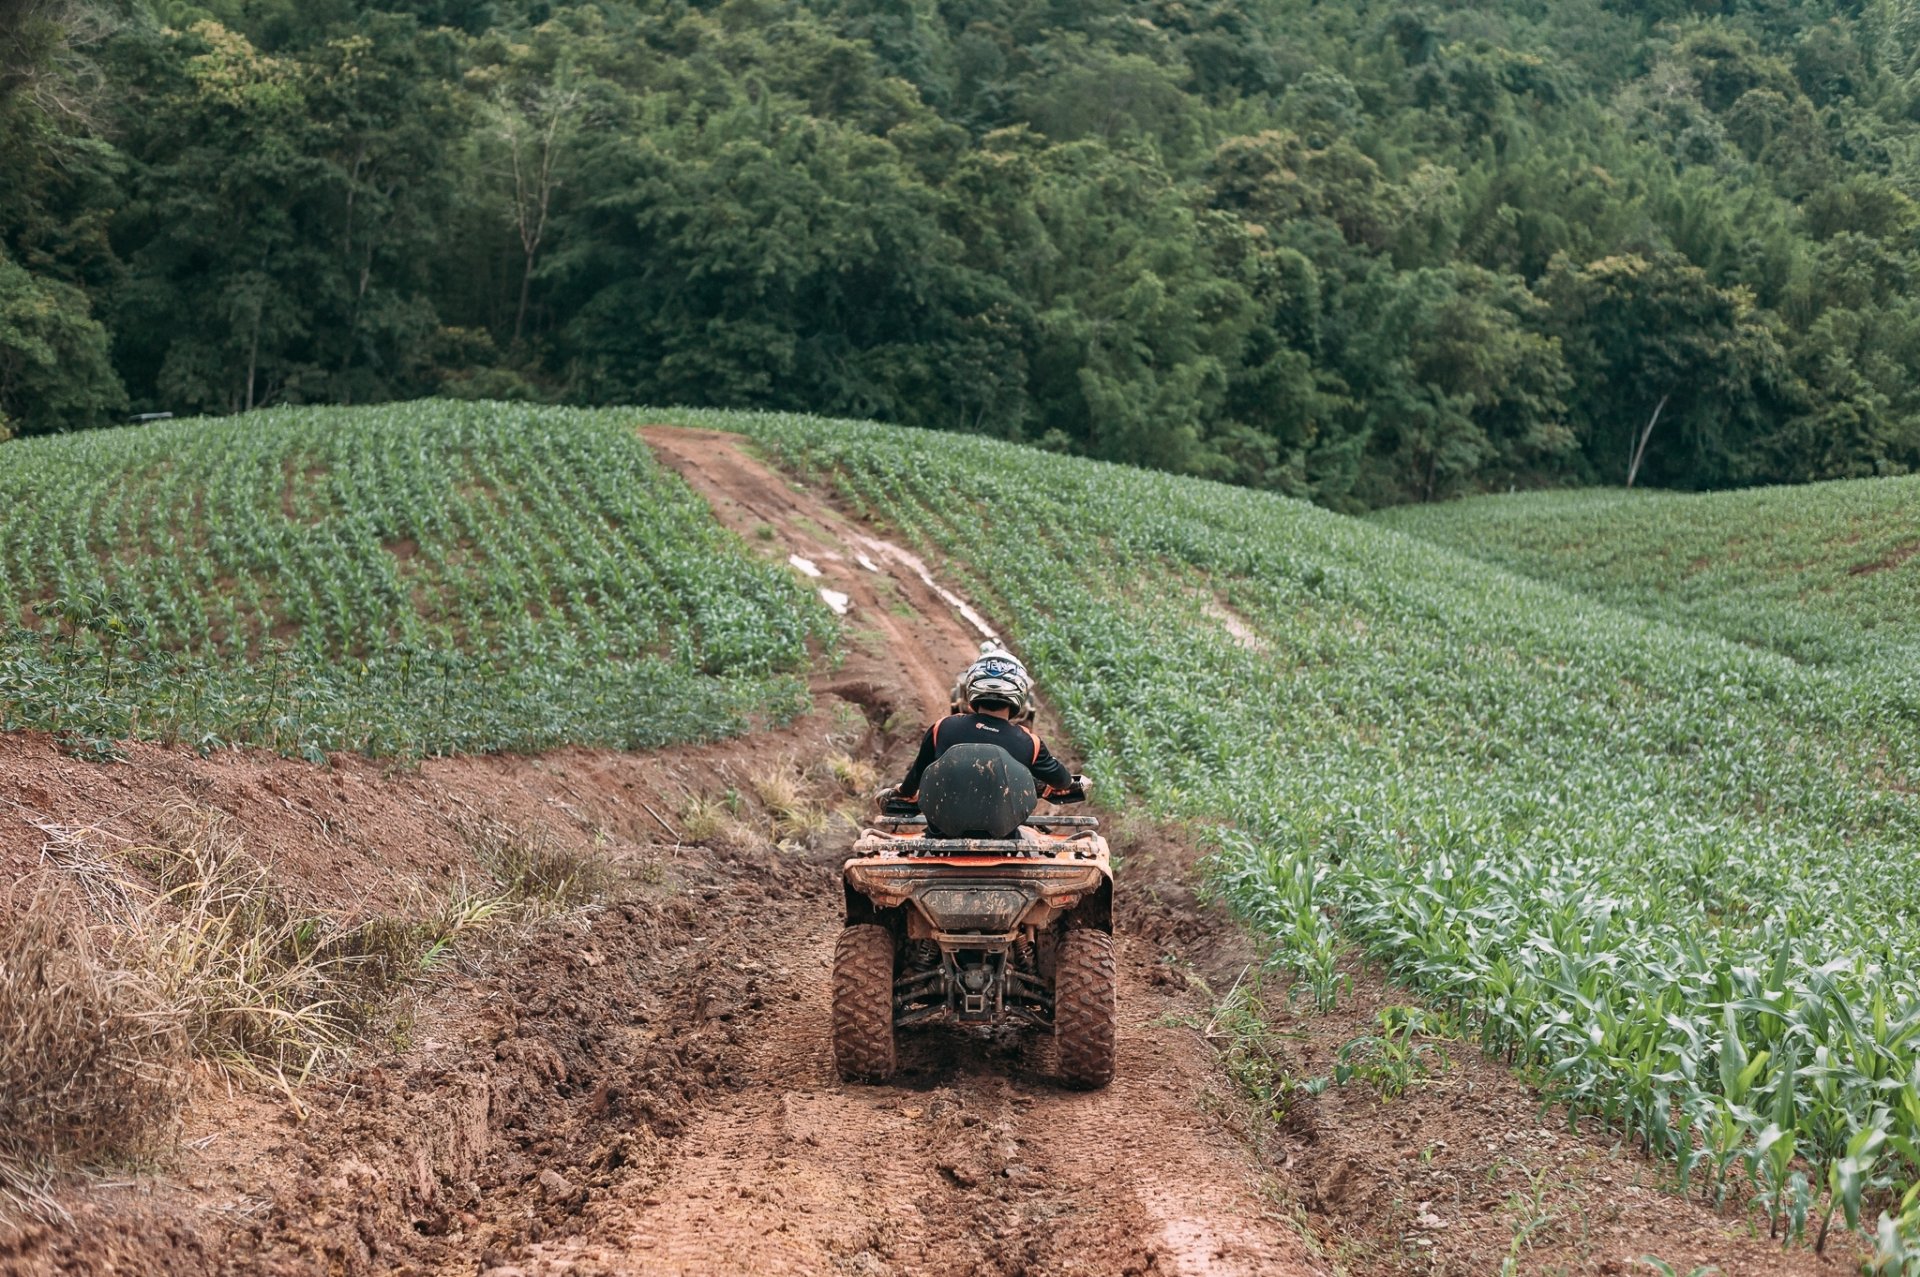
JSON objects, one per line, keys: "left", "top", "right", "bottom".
{"left": 959, "top": 651, "right": 1033, "bottom": 716}
{"left": 951, "top": 642, "right": 1025, "bottom": 692}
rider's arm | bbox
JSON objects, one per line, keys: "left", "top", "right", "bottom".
{"left": 1024, "top": 729, "right": 1075, "bottom": 792}
{"left": 897, "top": 725, "right": 939, "bottom": 799}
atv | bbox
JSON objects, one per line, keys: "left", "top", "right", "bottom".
{"left": 832, "top": 743, "right": 1115, "bottom": 1089}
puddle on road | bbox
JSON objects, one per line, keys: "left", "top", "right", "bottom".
{"left": 777, "top": 529, "right": 1003, "bottom": 643}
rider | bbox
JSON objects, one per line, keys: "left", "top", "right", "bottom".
{"left": 897, "top": 651, "right": 1076, "bottom": 806}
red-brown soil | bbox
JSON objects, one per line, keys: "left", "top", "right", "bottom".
{"left": 0, "top": 426, "right": 1856, "bottom": 1277}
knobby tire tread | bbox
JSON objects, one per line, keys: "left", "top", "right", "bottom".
{"left": 832, "top": 924, "right": 896, "bottom": 1082}
{"left": 1055, "top": 928, "right": 1116, "bottom": 1089}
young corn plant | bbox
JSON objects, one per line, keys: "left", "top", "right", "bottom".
{"left": 1332, "top": 1006, "right": 1452, "bottom": 1101}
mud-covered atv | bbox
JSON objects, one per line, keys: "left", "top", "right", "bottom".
{"left": 832, "top": 743, "right": 1115, "bottom": 1089}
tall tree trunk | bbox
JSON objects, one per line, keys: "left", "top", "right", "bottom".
{"left": 245, "top": 309, "right": 260, "bottom": 413}
{"left": 1626, "top": 393, "right": 1669, "bottom": 489}
{"left": 341, "top": 248, "right": 374, "bottom": 381}
{"left": 513, "top": 249, "right": 534, "bottom": 352}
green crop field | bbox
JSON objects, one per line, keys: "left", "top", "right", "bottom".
{"left": 690, "top": 408, "right": 1920, "bottom": 1261}
{"left": 0, "top": 402, "right": 829, "bottom": 759}
{"left": 1373, "top": 481, "right": 1920, "bottom": 670}
{"left": 10, "top": 401, "right": 1920, "bottom": 1259}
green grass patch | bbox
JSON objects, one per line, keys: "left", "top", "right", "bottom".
{"left": 0, "top": 402, "right": 832, "bottom": 758}
{"left": 1372, "top": 480, "right": 1920, "bottom": 669}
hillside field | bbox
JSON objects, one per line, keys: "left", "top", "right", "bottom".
{"left": 1373, "top": 481, "right": 1920, "bottom": 669}
{"left": 5, "top": 402, "right": 1919, "bottom": 1269}
{"left": 0, "top": 402, "right": 828, "bottom": 758}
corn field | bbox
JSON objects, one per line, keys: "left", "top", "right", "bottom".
{"left": 0, "top": 402, "right": 828, "bottom": 758}
{"left": 1375, "top": 480, "right": 1920, "bottom": 670}
{"left": 730, "top": 408, "right": 1920, "bottom": 1267}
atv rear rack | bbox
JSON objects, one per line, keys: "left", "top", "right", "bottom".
{"left": 852, "top": 832, "right": 1105, "bottom": 856}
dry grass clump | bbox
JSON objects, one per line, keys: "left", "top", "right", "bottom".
{"left": 678, "top": 791, "right": 756, "bottom": 849}
{"left": 126, "top": 804, "right": 411, "bottom": 1082}
{"left": 0, "top": 886, "right": 185, "bottom": 1216}
{"left": 457, "top": 815, "right": 613, "bottom": 913}
{"left": 823, "top": 751, "right": 879, "bottom": 796}
{"left": 2, "top": 798, "right": 594, "bottom": 1206}
{"left": 751, "top": 764, "right": 829, "bottom": 842}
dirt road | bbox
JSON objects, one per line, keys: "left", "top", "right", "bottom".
{"left": 501, "top": 428, "right": 1321, "bottom": 1277}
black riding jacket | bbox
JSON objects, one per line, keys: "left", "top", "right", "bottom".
{"left": 899, "top": 712, "right": 1073, "bottom": 799}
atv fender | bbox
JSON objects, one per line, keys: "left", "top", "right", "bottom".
{"left": 844, "top": 878, "right": 900, "bottom": 928}
{"left": 1064, "top": 876, "right": 1113, "bottom": 934}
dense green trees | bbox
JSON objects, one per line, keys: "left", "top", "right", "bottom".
{"left": 0, "top": 245, "right": 125, "bottom": 437}
{"left": 106, "top": 18, "right": 458, "bottom": 412}
{"left": 1539, "top": 250, "right": 1789, "bottom": 489}
{"left": 7, "top": 0, "right": 1920, "bottom": 505}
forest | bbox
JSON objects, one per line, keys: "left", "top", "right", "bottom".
{"left": 4, "top": 0, "right": 1920, "bottom": 507}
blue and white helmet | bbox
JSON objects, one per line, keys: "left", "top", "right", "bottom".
{"left": 958, "top": 643, "right": 1034, "bottom": 715}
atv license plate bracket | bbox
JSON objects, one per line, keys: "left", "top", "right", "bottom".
{"left": 917, "top": 885, "right": 1032, "bottom": 933}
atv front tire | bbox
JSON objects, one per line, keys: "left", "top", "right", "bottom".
{"left": 832, "top": 924, "right": 896, "bottom": 1082}
{"left": 1054, "top": 928, "right": 1116, "bottom": 1088}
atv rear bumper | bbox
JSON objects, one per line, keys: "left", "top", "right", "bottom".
{"left": 843, "top": 857, "right": 1106, "bottom": 919}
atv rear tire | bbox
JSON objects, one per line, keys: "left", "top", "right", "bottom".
{"left": 1054, "top": 928, "right": 1116, "bottom": 1088}
{"left": 832, "top": 924, "right": 896, "bottom": 1082}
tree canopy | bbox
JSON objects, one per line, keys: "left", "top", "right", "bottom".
{"left": 6, "top": 0, "right": 1920, "bottom": 505}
